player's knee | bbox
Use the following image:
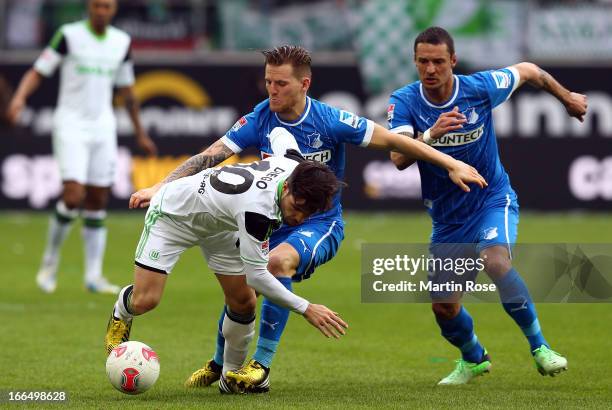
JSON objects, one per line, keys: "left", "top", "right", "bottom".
{"left": 83, "top": 191, "right": 109, "bottom": 210}
{"left": 130, "top": 292, "right": 161, "bottom": 314}
{"left": 483, "top": 256, "right": 512, "bottom": 278}
{"left": 267, "top": 252, "right": 297, "bottom": 278}
{"left": 62, "top": 191, "right": 84, "bottom": 209}
{"left": 432, "top": 303, "right": 460, "bottom": 320}
{"left": 226, "top": 293, "right": 257, "bottom": 315}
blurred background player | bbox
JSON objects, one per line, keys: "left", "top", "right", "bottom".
{"left": 130, "top": 45, "right": 486, "bottom": 393}
{"left": 6, "top": 0, "right": 157, "bottom": 294}
{"left": 106, "top": 132, "right": 348, "bottom": 394}
{"left": 388, "top": 26, "right": 587, "bottom": 385}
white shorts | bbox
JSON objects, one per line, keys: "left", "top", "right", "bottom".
{"left": 52, "top": 127, "right": 117, "bottom": 187}
{"left": 134, "top": 204, "right": 244, "bottom": 275}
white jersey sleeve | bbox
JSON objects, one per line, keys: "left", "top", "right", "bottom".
{"left": 245, "top": 263, "right": 309, "bottom": 314}
{"left": 269, "top": 127, "right": 301, "bottom": 156}
{"left": 236, "top": 210, "right": 309, "bottom": 314}
{"left": 33, "top": 28, "right": 66, "bottom": 77}
{"left": 223, "top": 155, "right": 309, "bottom": 313}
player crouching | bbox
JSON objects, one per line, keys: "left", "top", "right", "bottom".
{"left": 105, "top": 147, "right": 348, "bottom": 394}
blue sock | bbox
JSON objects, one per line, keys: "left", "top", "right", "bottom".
{"left": 252, "top": 277, "right": 292, "bottom": 368}
{"left": 436, "top": 306, "right": 485, "bottom": 363}
{"left": 493, "top": 268, "right": 548, "bottom": 352}
{"left": 212, "top": 307, "right": 225, "bottom": 367}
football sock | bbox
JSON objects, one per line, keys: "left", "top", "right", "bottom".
{"left": 493, "top": 268, "right": 548, "bottom": 352}
{"left": 113, "top": 285, "right": 134, "bottom": 321}
{"left": 252, "top": 277, "right": 292, "bottom": 368}
{"left": 436, "top": 306, "right": 485, "bottom": 363}
{"left": 222, "top": 307, "right": 255, "bottom": 377}
{"left": 213, "top": 307, "right": 226, "bottom": 367}
{"left": 40, "top": 200, "right": 77, "bottom": 270}
{"left": 82, "top": 209, "right": 107, "bottom": 283}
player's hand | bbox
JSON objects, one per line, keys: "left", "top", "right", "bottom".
{"left": 564, "top": 92, "right": 588, "bottom": 122}
{"left": 135, "top": 130, "right": 158, "bottom": 156}
{"left": 129, "top": 183, "right": 162, "bottom": 209}
{"left": 6, "top": 97, "right": 25, "bottom": 126}
{"left": 448, "top": 160, "right": 487, "bottom": 192}
{"left": 430, "top": 106, "right": 466, "bottom": 139}
{"left": 302, "top": 303, "right": 348, "bottom": 338}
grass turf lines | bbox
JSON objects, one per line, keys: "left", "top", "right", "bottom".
{"left": 1, "top": 212, "right": 611, "bottom": 409}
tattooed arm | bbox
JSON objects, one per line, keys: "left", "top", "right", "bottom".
{"left": 161, "top": 139, "right": 234, "bottom": 184}
{"left": 129, "top": 138, "right": 234, "bottom": 209}
{"left": 511, "top": 62, "right": 587, "bottom": 122}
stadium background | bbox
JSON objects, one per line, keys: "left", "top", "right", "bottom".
{"left": 1, "top": 1, "right": 611, "bottom": 408}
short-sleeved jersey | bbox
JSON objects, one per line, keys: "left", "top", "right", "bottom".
{"left": 388, "top": 68, "right": 520, "bottom": 224}
{"left": 220, "top": 97, "right": 375, "bottom": 221}
{"left": 34, "top": 20, "right": 133, "bottom": 131}
{"left": 156, "top": 154, "right": 301, "bottom": 266}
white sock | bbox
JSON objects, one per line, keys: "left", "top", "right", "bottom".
{"left": 40, "top": 201, "right": 77, "bottom": 269}
{"left": 222, "top": 310, "right": 255, "bottom": 377}
{"left": 82, "top": 209, "right": 107, "bottom": 283}
{"left": 113, "top": 285, "right": 134, "bottom": 321}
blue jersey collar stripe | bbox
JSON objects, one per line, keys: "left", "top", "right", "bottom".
{"left": 419, "top": 75, "right": 460, "bottom": 109}
{"left": 275, "top": 96, "right": 312, "bottom": 127}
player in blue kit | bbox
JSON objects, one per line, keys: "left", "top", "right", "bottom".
{"left": 130, "top": 45, "right": 486, "bottom": 392}
{"left": 388, "top": 27, "right": 588, "bottom": 385}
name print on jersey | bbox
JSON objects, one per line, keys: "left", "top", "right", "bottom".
{"left": 197, "top": 169, "right": 214, "bottom": 194}
{"left": 256, "top": 167, "right": 285, "bottom": 189}
{"left": 209, "top": 161, "right": 285, "bottom": 195}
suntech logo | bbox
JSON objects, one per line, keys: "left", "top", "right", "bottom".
{"left": 431, "top": 124, "right": 484, "bottom": 147}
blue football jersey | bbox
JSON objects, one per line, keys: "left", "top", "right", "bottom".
{"left": 388, "top": 68, "right": 520, "bottom": 224}
{"left": 221, "top": 96, "right": 374, "bottom": 221}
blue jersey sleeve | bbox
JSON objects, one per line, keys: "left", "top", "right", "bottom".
{"left": 221, "top": 111, "right": 260, "bottom": 153}
{"left": 387, "top": 92, "right": 415, "bottom": 135}
{"left": 472, "top": 67, "right": 520, "bottom": 109}
{"left": 325, "top": 105, "right": 374, "bottom": 147}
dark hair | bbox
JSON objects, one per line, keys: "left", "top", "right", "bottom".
{"left": 286, "top": 160, "right": 344, "bottom": 215}
{"left": 262, "top": 45, "right": 312, "bottom": 78}
{"left": 414, "top": 26, "right": 455, "bottom": 56}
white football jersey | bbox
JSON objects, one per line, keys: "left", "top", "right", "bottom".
{"left": 157, "top": 153, "right": 302, "bottom": 266}
{"left": 34, "top": 20, "right": 133, "bottom": 131}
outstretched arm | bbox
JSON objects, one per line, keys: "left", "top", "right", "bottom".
{"left": 129, "top": 138, "right": 235, "bottom": 208}
{"left": 244, "top": 264, "right": 347, "bottom": 338}
{"left": 512, "top": 62, "right": 588, "bottom": 122}
{"left": 369, "top": 123, "right": 486, "bottom": 192}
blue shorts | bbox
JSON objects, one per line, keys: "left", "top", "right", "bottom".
{"left": 431, "top": 190, "right": 519, "bottom": 250}
{"left": 269, "top": 218, "right": 344, "bottom": 282}
{"left": 428, "top": 191, "right": 519, "bottom": 300}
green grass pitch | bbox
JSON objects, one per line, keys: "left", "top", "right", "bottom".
{"left": 1, "top": 212, "right": 611, "bottom": 409}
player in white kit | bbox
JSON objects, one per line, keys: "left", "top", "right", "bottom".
{"left": 105, "top": 128, "right": 347, "bottom": 393}
{"left": 6, "top": 0, "right": 157, "bottom": 294}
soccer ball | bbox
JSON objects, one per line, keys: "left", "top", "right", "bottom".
{"left": 106, "top": 341, "right": 160, "bottom": 395}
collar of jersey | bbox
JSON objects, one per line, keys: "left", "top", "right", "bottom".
{"left": 85, "top": 20, "right": 108, "bottom": 41}
{"left": 419, "top": 75, "right": 460, "bottom": 109}
{"left": 274, "top": 97, "right": 312, "bottom": 127}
